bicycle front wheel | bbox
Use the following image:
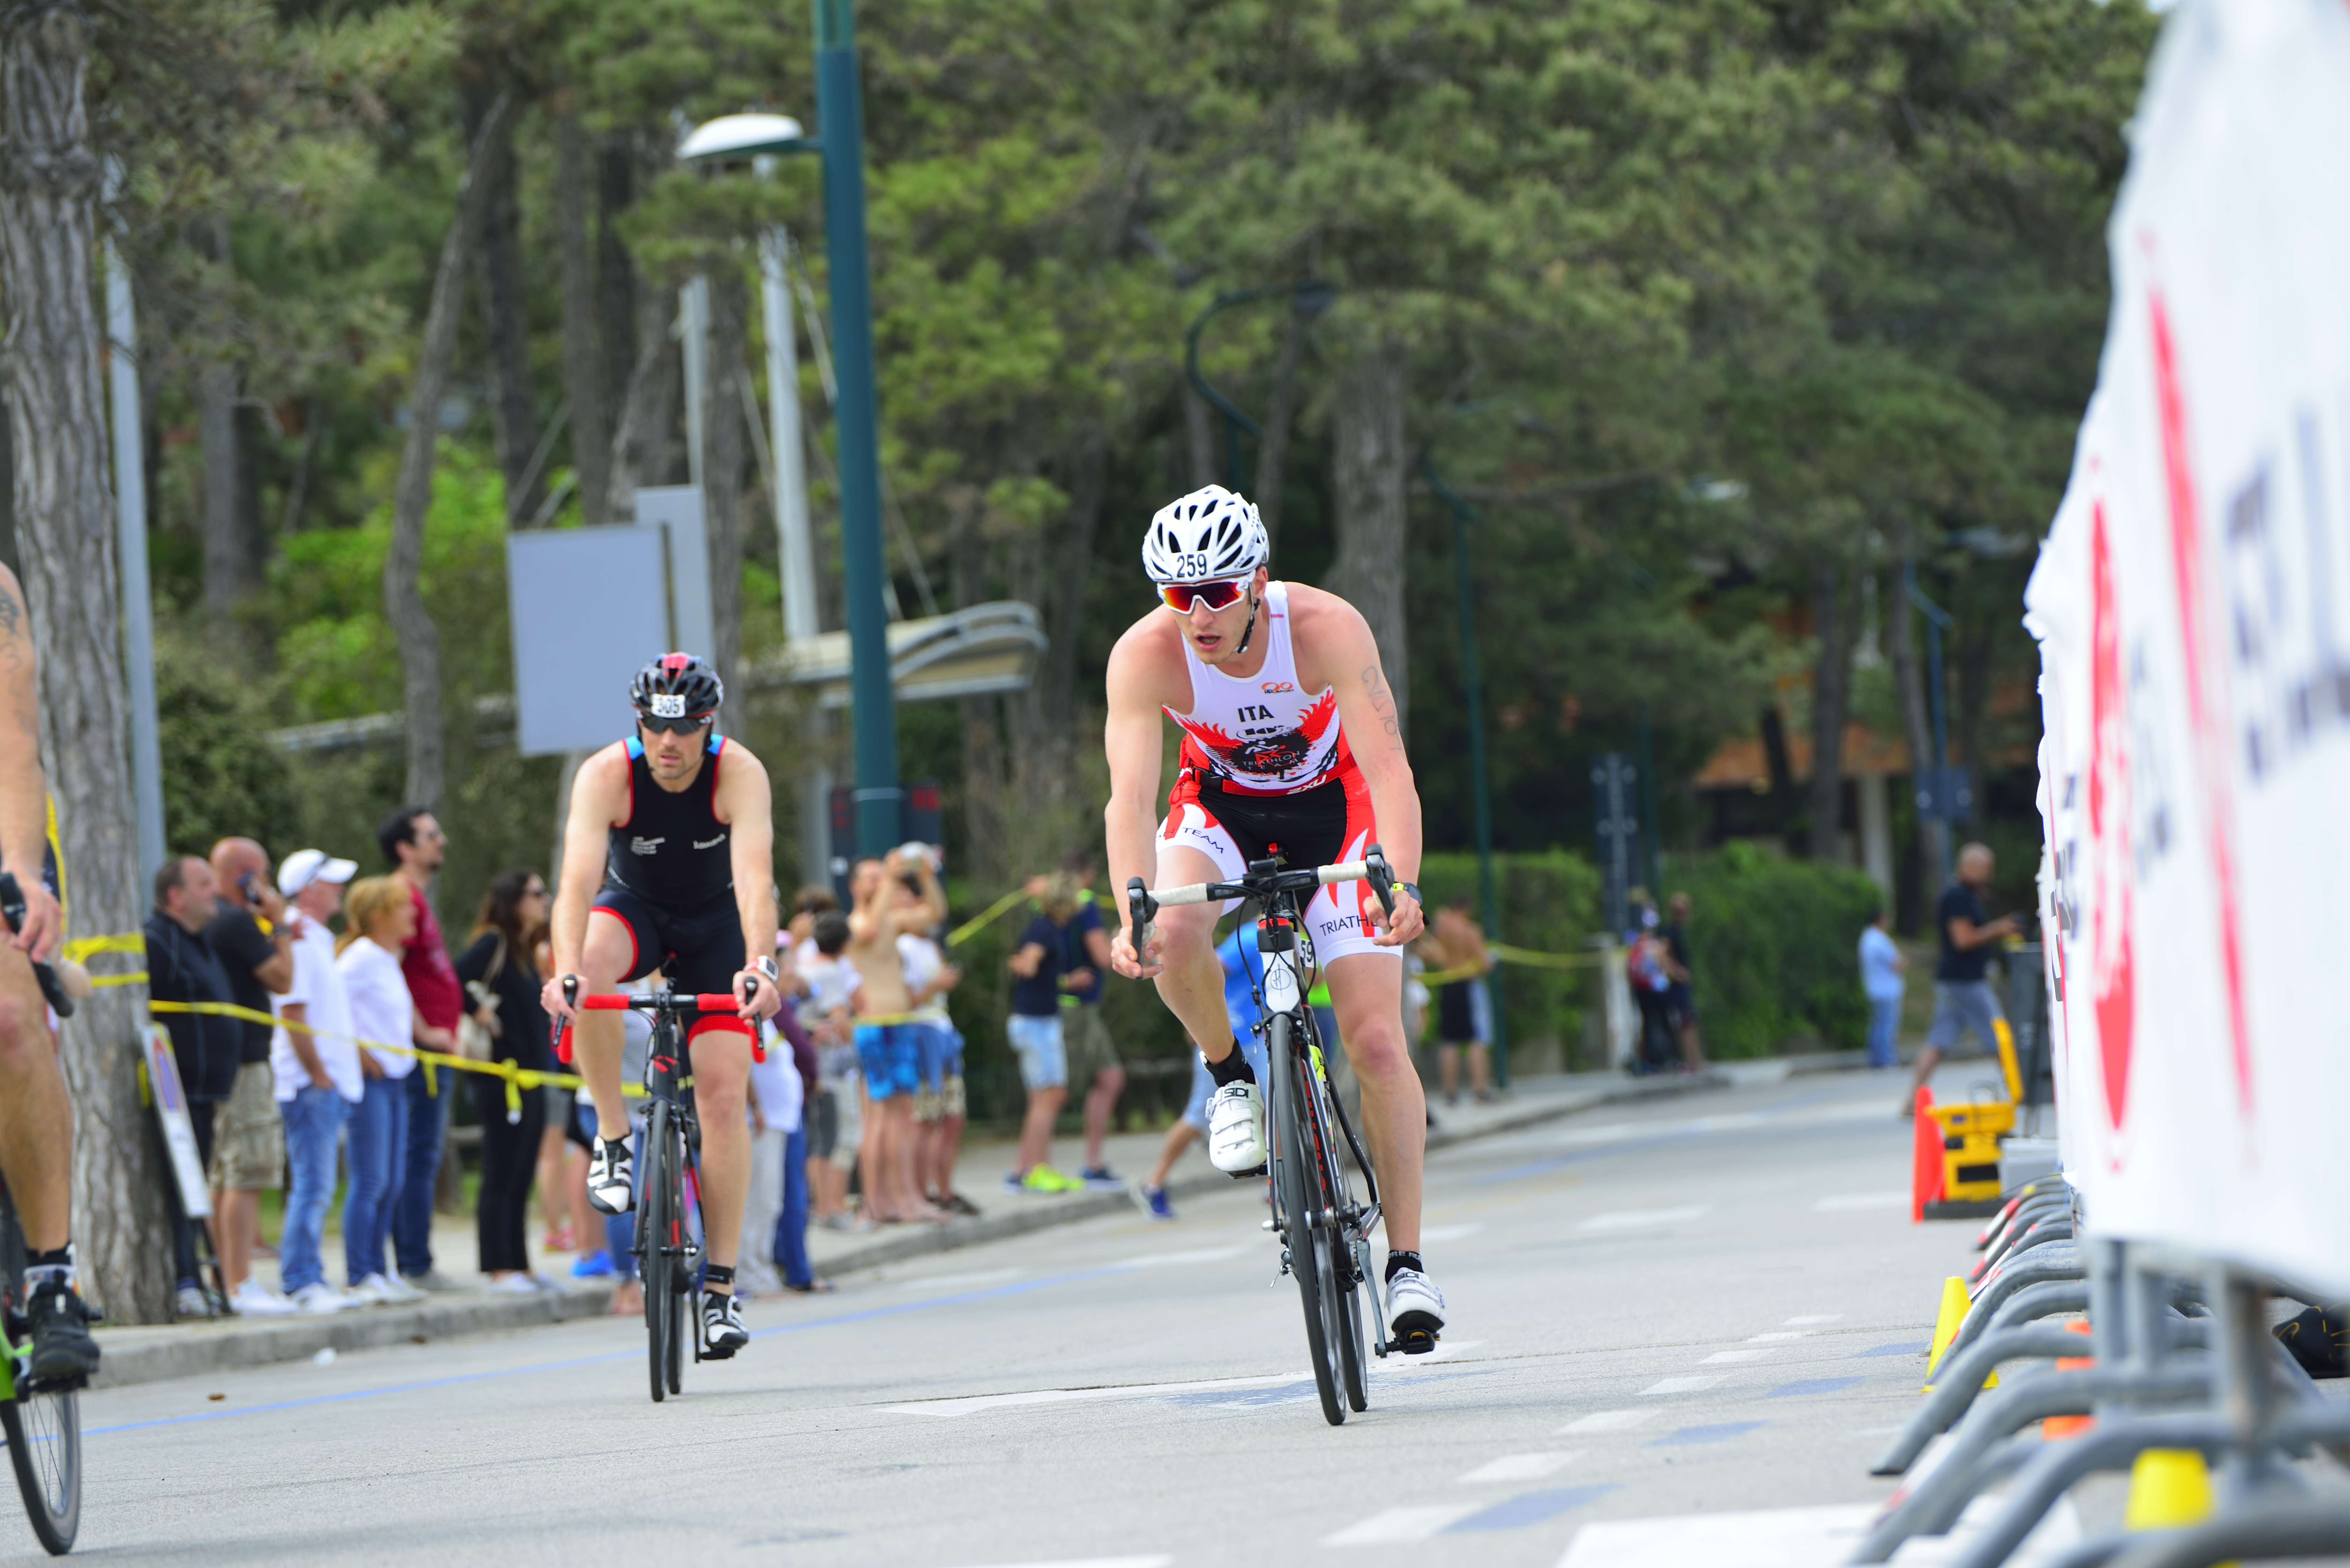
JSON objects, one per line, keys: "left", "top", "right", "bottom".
{"left": 640, "top": 1104, "right": 675, "bottom": 1404}
{"left": 0, "top": 1391, "right": 78, "bottom": 1555}
{"left": 1270, "top": 1014, "right": 1346, "bottom": 1426}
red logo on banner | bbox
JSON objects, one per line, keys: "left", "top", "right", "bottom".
{"left": 2149, "top": 290, "right": 2255, "bottom": 1114}
{"left": 2088, "top": 502, "right": 2134, "bottom": 1132}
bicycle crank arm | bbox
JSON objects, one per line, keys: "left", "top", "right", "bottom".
{"left": 1359, "top": 1238, "right": 1391, "bottom": 1359}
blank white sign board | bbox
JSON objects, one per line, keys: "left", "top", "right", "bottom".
{"left": 508, "top": 526, "right": 671, "bottom": 756}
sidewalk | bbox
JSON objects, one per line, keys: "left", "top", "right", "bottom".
{"left": 90, "top": 1053, "right": 1866, "bottom": 1390}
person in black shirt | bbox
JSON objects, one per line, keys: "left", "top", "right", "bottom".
{"left": 144, "top": 856, "right": 241, "bottom": 1314}
{"left": 456, "top": 870, "right": 555, "bottom": 1290}
{"left": 1005, "top": 877, "right": 1080, "bottom": 1192}
{"left": 1903, "top": 842, "right": 2020, "bottom": 1114}
{"left": 203, "top": 839, "right": 297, "bottom": 1314}
{"left": 1659, "top": 892, "right": 1708, "bottom": 1072}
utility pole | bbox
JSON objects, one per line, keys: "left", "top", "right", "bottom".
{"left": 814, "top": 0, "right": 902, "bottom": 855}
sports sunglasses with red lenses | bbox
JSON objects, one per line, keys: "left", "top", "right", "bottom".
{"left": 1156, "top": 576, "right": 1252, "bottom": 614}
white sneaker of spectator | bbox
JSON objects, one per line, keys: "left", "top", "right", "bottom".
{"left": 229, "top": 1278, "right": 297, "bottom": 1317}
{"left": 289, "top": 1282, "right": 357, "bottom": 1314}
{"left": 370, "top": 1272, "right": 428, "bottom": 1304}
{"left": 485, "top": 1274, "right": 541, "bottom": 1296}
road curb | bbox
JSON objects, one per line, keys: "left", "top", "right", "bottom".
{"left": 91, "top": 1283, "right": 616, "bottom": 1391}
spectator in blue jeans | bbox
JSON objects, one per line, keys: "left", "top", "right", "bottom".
{"left": 270, "top": 852, "right": 367, "bottom": 1314}
{"left": 376, "top": 807, "right": 470, "bottom": 1293}
{"left": 1858, "top": 904, "right": 1907, "bottom": 1069}
{"left": 337, "top": 877, "right": 428, "bottom": 1303}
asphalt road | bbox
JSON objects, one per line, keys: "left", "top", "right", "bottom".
{"left": 8, "top": 1066, "right": 2069, "bottom": 1566}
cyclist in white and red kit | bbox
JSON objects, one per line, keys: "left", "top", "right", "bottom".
{"left": 1103, "top": 485, "right": 1446, "bottom": 1350}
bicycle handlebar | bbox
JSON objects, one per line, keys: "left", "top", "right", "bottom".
{"left": 553, "top": 974, "right": 764, "bottom": 1065}
{"left": 1127, "top": 846, "right": 1396, "bottom": 932}
{"left": 0, "top": 872, "right": 72, "bottom": 1020}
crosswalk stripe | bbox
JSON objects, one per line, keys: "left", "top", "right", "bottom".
{"left": 1459, "top": 1451, "right": 1580, "bottom": 1483}
{"left": 1555, "top": 1409, "right": 1653, "bottom": 1434}
{"left": 1638, "top": 1376, "right": 1718, "bottom": 1396}
{"left": 1322, "top": 1504, "right": 1484, "bottom": 1544}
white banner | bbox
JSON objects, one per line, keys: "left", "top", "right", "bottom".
{"left": 2027, "top": 0, "right": 2350, "bottom": 1295}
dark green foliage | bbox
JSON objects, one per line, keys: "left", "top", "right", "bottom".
{"left": 156, "top": 627, "right": 299, "bottom": 861}
{"left": 1663, "top": 842, "right": 1883, "bottom": 1057}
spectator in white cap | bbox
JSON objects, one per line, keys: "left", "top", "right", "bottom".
{"left": 271, "top": 848, "right": 366, "bottom": 1313}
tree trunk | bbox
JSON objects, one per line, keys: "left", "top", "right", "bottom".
{"left": 948, "top": 495, "right": 1004, "bottom": 881}
{"left": 1255, "top": 300, "right": 1306, "bottom": 554}
{"left": 466, "top": 77, "right": 541, "bottom": 526}
{"left": 555, "top": 115, "right": 611, "bottom": 529}
{"left": 1806, "top": 560, "right": 1855, "bottom": 862}
{"left": 1957, "top": 610, "right": 1995, "bottom": 833}
{"left": 1887, "top": 560, "right": 1947, "bottom": 912}
{"left": 701, "top": 266, "right": 747, "bottom": 695}
{"left": 1323, "top": 340, "right": 1411, "bottom": 736}
{"left": 385, "top": 91, "right": 513, "bottom": 811}
{"left": 603, "top": 284, "right": 679, "bottom": 527}
{"left": 596, "top": 140, "right": 639, "bottom": 443}
{"left": 1041, "top": 440, "right": 1107, "bottom": 730}
{"left": 280, "top": 398, "right": 321, "bottom": 535}
{"left": 0, "top": 2, "right": 175, "bottom": 1323}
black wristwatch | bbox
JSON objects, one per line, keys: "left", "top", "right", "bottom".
{"left": 1395, "top": 881, "right": 1423, "bottom": 908}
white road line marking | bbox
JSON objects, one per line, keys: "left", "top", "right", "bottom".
{"left": 1814, "top": 1191, "right": 1908, "bottom": 1211}
{"left": 1114, "top": 1245, "right": 1249, "bottom": 1268}
{"left": 1459, "top": 1451, "right": 1580, "bottom": 1483}
{"left": 1746, "top": 1331, "right": 1808, "bottom": 1342}
{"left": 1323, "top": 1504, "right": 1484, "bottom": 1545}
{"left": 1556, "top": 1503, "right": 1876, "bottom": 1567}
{"left": 1784, "top": 1314, "right": 1843, "bottom": 1325}
{"left": 944, "top": 1559, "right": 1175, "bottom": 1568}
{"left": 1638, "top": 1376, "right": 1718, "bottom": 1396}
{"left": 1681, "top": 1112, "right": 1767, "bottom": 1132}
{"left": 1577, "top": 1206, "right": 1708, "bottom": 1231}
{"left": 1419, "top": 1222, "right": 1487, "bottom": 1242}
{"left": 1557, "top": 1409, "right": 1655, "bottom": 1434}
{"left": 879, "top": 1370, "right": 1308, "bottom": 1417}
{"left": 1700, "top": 1349, "right": 1772, "bottom": 1364}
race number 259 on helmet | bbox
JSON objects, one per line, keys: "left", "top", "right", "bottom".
{"left": 629, "top": 652, "right": 724, "bottom": 724}
{"left": 1141, "top": 485, "right": 1269, "bottom": 585}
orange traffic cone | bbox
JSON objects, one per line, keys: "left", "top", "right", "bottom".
{"left": 1911, "top": 1086, "right": 1944, "bottom": 1222}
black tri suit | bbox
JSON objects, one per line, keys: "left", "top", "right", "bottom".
{"left": 590, "top": 734, "right": 747, "bottom": 997}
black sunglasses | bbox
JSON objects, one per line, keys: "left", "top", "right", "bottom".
{"left": 638, "top": 714, "right": 714, "bottom": 737}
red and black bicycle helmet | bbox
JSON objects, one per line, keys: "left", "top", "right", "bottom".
{"left": 629, "top": 652, "right": 724, "bottom": 722}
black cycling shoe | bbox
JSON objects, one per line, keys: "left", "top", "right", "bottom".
{"left": 25, "top": 1277, "right": 100, "bottom": 1386}
{"left": 701, "top": 1290, "right": 748, "bottom": 1359}
{"left": 585, "top": 1136, "right": 634, "bottom": 1216}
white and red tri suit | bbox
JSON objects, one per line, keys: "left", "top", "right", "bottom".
{"left": 1157, "top": 582, "right": 1393, "bottom": 964}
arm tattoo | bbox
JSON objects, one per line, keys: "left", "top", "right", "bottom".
{"left": 1360, "top": 664, "right": 1402, "bottom": 745}
{"left": 0, "top": 590, "right": 19, "bottom": 638}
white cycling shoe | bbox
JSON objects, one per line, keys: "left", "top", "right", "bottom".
{"left": 586, "top": 1136, "right": 634, "bottom": 1216}
{"left": 1206, "top": 1081, "right": 1267, "bottom": 1175}
{"left": 1385, "top": 1266, "right": 1447, "bottom": 1354}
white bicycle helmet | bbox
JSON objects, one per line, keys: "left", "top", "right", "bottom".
{"left": 1141, "top": 485, "right": 1269, "bottom": 584}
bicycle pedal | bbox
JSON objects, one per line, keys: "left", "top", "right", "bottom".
{"left": 1388, "top": 1330, "right": 1439, "bottom": 1356}
{"left": 1227, "top": 1163, "right": 1267, "bottom": 1180}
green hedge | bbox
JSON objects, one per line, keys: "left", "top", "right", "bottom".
{"left": 1660, "top": 841, "right": 1882, "bottom": 1057}
{"left": 1416, "top": 850, "right": 1601, "bottom": 1068}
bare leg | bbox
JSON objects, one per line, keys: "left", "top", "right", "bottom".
{"left": 938, "top": 1112, "right": 966, "bottom": 1198}
{"left": 216, "top": 1187, "right": 258, "bottom": 1293}
{"left": 1327, "top": 954, "right": 1424, "bottom": 1255}
{"left": 1017, "top": 1086, "right": 1065, "bottom": 1173}
{"left": 1679, "top": 1021, "right": 1706, "bottom": 1071}
{"left": 0, "top": 957, "right": 69, "bottom": 1252}
{"left": 565, "top": 1151, "right": 600, "bottom": 1260}
{"left": 856, "top": 1084, "right": 883, "bottom": 1217}
{"left": 1147, "top": 1120, "right": 1199, "bottom": 1189}
{"left": 1082, "top": 1065, "right": 1125, "bottom": 1170}
{"left": 535, "top": 1122, "right": 569, "bottom": 1238}
{"left": 1468, "top": 1044, "right": 1492, "bottom": 1097}
{"left": 1439, "top": 1044, "right": 1460, "bottom": 1100}
{"left": 573, "top": 913, "right": 636, "bottom": 1142}
{"left": 687, "top": 1032, "right": 750, "bottom": 1282}
{"left": 1905, "top": 1044, "right": 1945, "bottom": 1108}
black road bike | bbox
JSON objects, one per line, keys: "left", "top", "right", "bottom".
{"left": 1130, "top": 848, "right": 1422, "bottom": 1427}
{"left": 561, "top": 979, "right": 762, "bottom": 1404}
{"left": 0, "top": 871, "right": 83, "bottom": 1554}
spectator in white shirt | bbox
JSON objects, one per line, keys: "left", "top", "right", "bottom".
{"left": 270, "top": 850, "right": 366, "bottom": 1315}
{"left": 336, "top": 877, "right": 428, "bottom": 1305}
{"left": 795, "top": 912, "right": 864, "bottom": 1229}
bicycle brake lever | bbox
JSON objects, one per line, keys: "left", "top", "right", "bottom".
{"left": 0, "top": 871, "right": 72, "bottom": 1020}
{"left": 1363, "top": 845, "right": 1397, "bottom": 921}
{"left": 1125, "top": 877, "right": 1157, "bottom": 965}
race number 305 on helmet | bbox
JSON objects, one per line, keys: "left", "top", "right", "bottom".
{"left": 630, "top": 653, "right": 724, "bottom": 731}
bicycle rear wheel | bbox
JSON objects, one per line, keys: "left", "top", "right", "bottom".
{"left": 640, "top": 1105, "right": 675, "bottom": 1404}
{"left": 1270, "top": 1014, "right": 1346, "bottom": 1426}
{"left": 0, "top": 1196, "right": 77, "bottom": 1554}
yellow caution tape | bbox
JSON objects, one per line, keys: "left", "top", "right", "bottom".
{"left": 1490, "top": 942, "right": 1605, "bottom": 971}
{"left": 943, "top": 886, "right": 1026, "bottom": 949}
{"left": 144, "top": 997, "right": 643, "bottom": 1105}
{"left": 63, "top": 931, "right": 145, "bottom": 964}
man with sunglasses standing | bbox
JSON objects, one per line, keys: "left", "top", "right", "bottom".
{"left": 1103, "top": 485, "right": 1447, "bottom": 1352}
{"left": 541, "top": 654, "right": 783, "bottom": 1360}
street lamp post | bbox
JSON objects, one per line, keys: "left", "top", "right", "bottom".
{"left": 1907, "top": 563, "right": 1957, "bottom": 886}
{"left": 677, "top": 0, "right": 903, "bottom": 858}
{"left": 1183, "top": 281, "right": 1336, "bottom": 492}
{"left": 1419, "top": 459, "right": 1509, "bottom": 1086}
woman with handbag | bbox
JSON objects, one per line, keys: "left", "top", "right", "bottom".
{"left": 456, "top": 870, "right": 554, "bottom": 1291}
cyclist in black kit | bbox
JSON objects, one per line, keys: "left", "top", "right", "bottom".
{"left": 542, "top": 655, "right": 782, "bottom": 1357}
